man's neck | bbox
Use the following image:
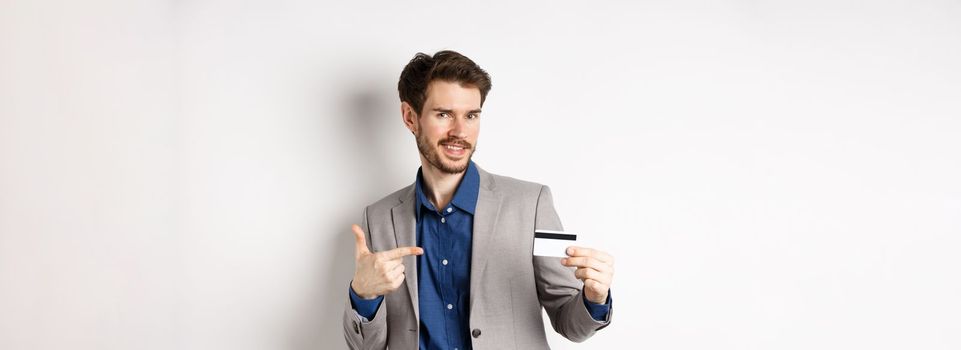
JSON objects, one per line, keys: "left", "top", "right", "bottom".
{"left": 420, "top": 159, "right": 466, "bottom": 211}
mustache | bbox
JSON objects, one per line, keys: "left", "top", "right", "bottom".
{"left": 438, "top": 138, "right": 472, "bottom": 149}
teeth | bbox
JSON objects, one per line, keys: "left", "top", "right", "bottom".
{"left": 445, "top": 145, "right": 463, "bottom": 150}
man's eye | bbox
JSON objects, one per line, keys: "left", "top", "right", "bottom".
{"left": 467, "top": 114, "right": 478, "bottom": 119}
{"left": 439, "top": 113, "right": 450, "bottom": 118}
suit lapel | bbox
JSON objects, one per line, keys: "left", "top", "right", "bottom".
{"left": 391, "top": 186, "right": 419, "bottom": 321}
{"left": 469, "top": 169, "right": 503, "bottom": 311}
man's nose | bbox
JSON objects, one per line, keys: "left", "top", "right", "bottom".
{"left": 448, "top": 115, "right": 468, "bottom": 139}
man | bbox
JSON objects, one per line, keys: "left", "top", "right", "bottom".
{"left": 343, "top": 50, "right": 615, "bottom": 350}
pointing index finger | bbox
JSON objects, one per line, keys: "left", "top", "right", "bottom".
{"left": 380, "top": 246, "right": 424, "bottom": 260}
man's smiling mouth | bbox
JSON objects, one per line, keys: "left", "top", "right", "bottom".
{"left": 440, "top": 141, "right": 470, "bottom": 151}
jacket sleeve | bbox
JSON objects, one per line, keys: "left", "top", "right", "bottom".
{"left": 533, "top": 185, "right": 612, "bottom": 342}
{"left": 343, "top": 206, "right": 389, "bottom": 350}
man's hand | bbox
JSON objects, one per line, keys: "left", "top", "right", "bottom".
{"left": 561, "top": 246, "right": 614, "bottom": 304}
{"left": 350, "top": 224, "right": 423, "bottom": 299}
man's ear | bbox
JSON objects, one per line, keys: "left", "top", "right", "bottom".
{"left": 401, "top": 102, "right": 418, "bottom": 134}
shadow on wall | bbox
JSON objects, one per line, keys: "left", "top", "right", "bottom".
{"left": 286, "top": 62, "right": 404, "bottom": 349}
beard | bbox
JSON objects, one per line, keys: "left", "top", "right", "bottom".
{"left": 416, "top": 131, "right": 475, "bottom": 175}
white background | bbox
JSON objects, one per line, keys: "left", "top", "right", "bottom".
{"left": 2, "top": 0, "right": 960, "bottom": 349}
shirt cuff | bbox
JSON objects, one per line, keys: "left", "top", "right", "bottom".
{"left": 582, "top": 289, "right": 612, "bottom": 322}
{"left": 349, "top": 282, "right": 384, "bottom": 320}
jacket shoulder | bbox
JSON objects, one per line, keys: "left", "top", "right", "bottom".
{"left": 363, "top": 184, "right": 413, "bottom": 214}
{"left": 484, "top": 170, "right": 548, "bottom": 199}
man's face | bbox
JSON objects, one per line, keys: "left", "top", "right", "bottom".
{"left": 408, "top": 80, "right": 482, "bottom": 175}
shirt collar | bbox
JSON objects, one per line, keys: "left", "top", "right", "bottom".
{"left": 414, "top": 160, "right": 480, "bottom": 216}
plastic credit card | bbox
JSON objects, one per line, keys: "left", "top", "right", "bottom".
{"left": 533, "top": 229, "right": 577, "bottom": 257}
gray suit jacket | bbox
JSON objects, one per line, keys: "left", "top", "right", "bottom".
{"left": 343, "top": 165, "right": 612, "bottom": 349}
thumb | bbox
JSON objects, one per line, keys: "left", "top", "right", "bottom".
{"left": 352, "top": 224, "right": 370, "bottom": 259}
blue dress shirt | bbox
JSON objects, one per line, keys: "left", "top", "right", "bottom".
{"left": 411, "top": 161, "right": 479, "bottom": 350}
{"left": 349, "top": 161, "right": 611, "bottom": 349}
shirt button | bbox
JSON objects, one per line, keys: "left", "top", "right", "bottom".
{"left": 447, "top": 304, "right": 453, "bottom": 310}
{"left": 440, "top": 217, "right": 446, "bottom": 224}
{"left": 447, "top": 207, "right": 453, "bottom": 213}
{"left": 442, "top": 259, "right": 448, "bottom": 265}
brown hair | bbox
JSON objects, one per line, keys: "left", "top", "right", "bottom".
{"left": 398, "top": 50, "right": 492, "bottom": 116}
